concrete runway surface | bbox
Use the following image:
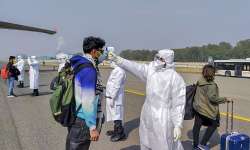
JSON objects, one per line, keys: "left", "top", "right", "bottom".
{"left": 0, "top": 68, "right": 250, "bottom": 150}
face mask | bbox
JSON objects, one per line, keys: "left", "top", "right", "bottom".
{"left": 97, "top": 49, "right": 108, "bottom": 64}
{"left": 98, "top": 53, "right": 107, "bottom": 64}
{"left": 153, "top": 59, "right": 166, "bottom": 70}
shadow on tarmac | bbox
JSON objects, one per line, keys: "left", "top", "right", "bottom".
{"left": 124, "top": 118, "right": 140, "bottom": 137}
{"left": 17, "top": 91, "right": 53, "bottom": 97}
{"left": 183, "top": 128, "right": 220, "bottom": 149}
{"left": 120, "top": 145, "right": 140, "bottom": 150}
{"left": 39, "top": 91, "right": 53, "bottom": 96}
{"left": 20, "top": 84, "right": 49, "bottom": 88}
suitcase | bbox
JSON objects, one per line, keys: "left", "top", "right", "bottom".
{"left": 220, "top": 101, "right": 250, "bottom": 150}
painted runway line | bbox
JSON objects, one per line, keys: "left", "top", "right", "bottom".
{"left": 125, "top": 89, "right": 250, "bottom": 123}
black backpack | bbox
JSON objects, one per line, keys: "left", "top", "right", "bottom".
{"left": 184, "top": 84, "right": 197, "bottom": 120}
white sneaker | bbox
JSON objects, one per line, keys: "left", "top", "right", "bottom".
{"left": 7, "top": 95, "right": 15, "bottom": 98}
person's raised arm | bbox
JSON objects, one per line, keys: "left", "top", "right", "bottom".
{"left": 109, "top": 52, "right": 148, "bottom": 82}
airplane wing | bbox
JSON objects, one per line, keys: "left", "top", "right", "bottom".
{"left": 0, "top": 21, "right": 56, "bottom": 35}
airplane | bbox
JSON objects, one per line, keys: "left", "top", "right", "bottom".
{"left": 0, "top": 21, "right": 56, "bottom": 35}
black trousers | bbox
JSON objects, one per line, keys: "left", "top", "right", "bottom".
{"left": 192, "top": 112, "right": 218, "bottom": 148}
{"left": 66, "top": 118, "right": 91, "bottom": 150}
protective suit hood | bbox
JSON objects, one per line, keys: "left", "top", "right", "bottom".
{"left": 17, "top": 55, "right": 23, "bottom": 60}
{"left": 56, "top": 53, "right": 69, "bottom": 62}
{"left": 154, "top": 49, "right": 175, "bottom": 70}
{"left": 31, "top": 56, "right": 36, "bottom": 59}
{"left": 30, "top": 56, "right": 38, "bottom": 64}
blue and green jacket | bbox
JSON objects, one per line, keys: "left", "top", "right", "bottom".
{"left": 70, "top": 54, "right": 98, "bottom": 130}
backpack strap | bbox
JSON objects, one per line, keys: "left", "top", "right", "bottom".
{"left": 73, "top": 63, "right": 96, "bottom": 114}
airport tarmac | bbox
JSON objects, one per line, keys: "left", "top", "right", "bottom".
{"left": 0, "top": 68, "right": 250, "bottom": 150}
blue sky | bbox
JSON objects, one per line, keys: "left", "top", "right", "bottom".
{"left": 0, "top": 0, "right": 250, "bottom": 60}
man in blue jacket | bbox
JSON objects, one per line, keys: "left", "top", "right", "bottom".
{"left": 66, "top": 36, "right": 105, "bottom": 150}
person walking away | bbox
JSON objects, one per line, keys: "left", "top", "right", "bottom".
{"left": 192, "top": 65, "right": 230, "bottom": 150}
{"left": 109, "top": 49, "right": 186, "bottom": 150}
{"left": 15, "top": 55, "right": 25, "bottom": 88}
{"left": 106, "top": 61, "right": 126, "bottom": 142}
{"left": 7, "top": 56, "right": 20, "bottom": 97}
{"left": 66, "top": 36, "right": 106, "bottom": 150}
{"left": 28, "top": 56, "right": 40, "bottom": 96}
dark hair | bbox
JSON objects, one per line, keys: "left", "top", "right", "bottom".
{"left": 9, "top": 56, "right": 15, "bottom": 61}
{"left": 202, "top": 64, "right": 215, "bottom": 82}
{"left": 82, "top": 36, "right": 105, "bottom": 53}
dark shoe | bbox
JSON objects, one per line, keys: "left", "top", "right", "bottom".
{"left": 34, "top": 89, "right": 39, "bottom": 96}
{"left": 110, "top": 120, "right": 126, "bottom": 142}
{"left": 110, "top": 132, "right": 126, "bottom": 142}
{"left": 20, "top": 82, "right": 24, "bottom": 88}
{"left": 106, "top": 130, "right": 114, "bottom": 136}
{"left": 32, "top": 89, "right": 39, "bottom": 96}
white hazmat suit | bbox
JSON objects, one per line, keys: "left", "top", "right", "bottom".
{"left": 109, "top": 49, "right": 186, "bottom": 150}
{"left": 15, "top": 56, "right": 25, "bottom": 82}
{"left": 28, "top": 56, "right": 40, "bottom": 89}
{"left": 106, "top": 62, "right": 126, "bottom": 122}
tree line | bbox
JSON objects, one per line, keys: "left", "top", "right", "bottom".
{"left": 120, "top": 39, "right": 250, "bottom": 62}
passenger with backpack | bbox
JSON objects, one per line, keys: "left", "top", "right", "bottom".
{"left": 6, "top": 56, "right": 20, "bottom": 98}
{"left": 192, "top": 65, "right": 231, "bottom": 150}
{"left": 65, "top": 36, "right": 106, "bottom": 150}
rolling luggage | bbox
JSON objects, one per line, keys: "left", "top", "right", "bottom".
{"left": 220, "top": 101, "right": 250, "bottom": 150}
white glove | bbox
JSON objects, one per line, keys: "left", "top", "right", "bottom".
{"left": 173, "top": 127, "right": 182, "bottom": 141}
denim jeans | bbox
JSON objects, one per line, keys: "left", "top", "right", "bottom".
{"left": 7, "top": 77, "right": 15, "bottom": 96}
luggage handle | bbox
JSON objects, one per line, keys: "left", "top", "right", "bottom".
{"left": 226, "top": 100, "right": 234, "bottom": 134}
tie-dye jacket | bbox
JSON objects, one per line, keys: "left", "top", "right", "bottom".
{"left": 70, "top": 54, "right": 97, "bottom": 130}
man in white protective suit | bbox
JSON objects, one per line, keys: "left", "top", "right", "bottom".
{"left": 56, "top": 53, "right": 69, "bottom": 72}
{"left": 28, "top": 56, "right": 40, "bottom": 96}
{"left": 108, "top": 49, "right": 186, "bottom": 150}
{"left": 105, "top": 61, "right": 127, "bottom": 142}
{"left": 15, "top": 56, "right": 25, "bottom": 88}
